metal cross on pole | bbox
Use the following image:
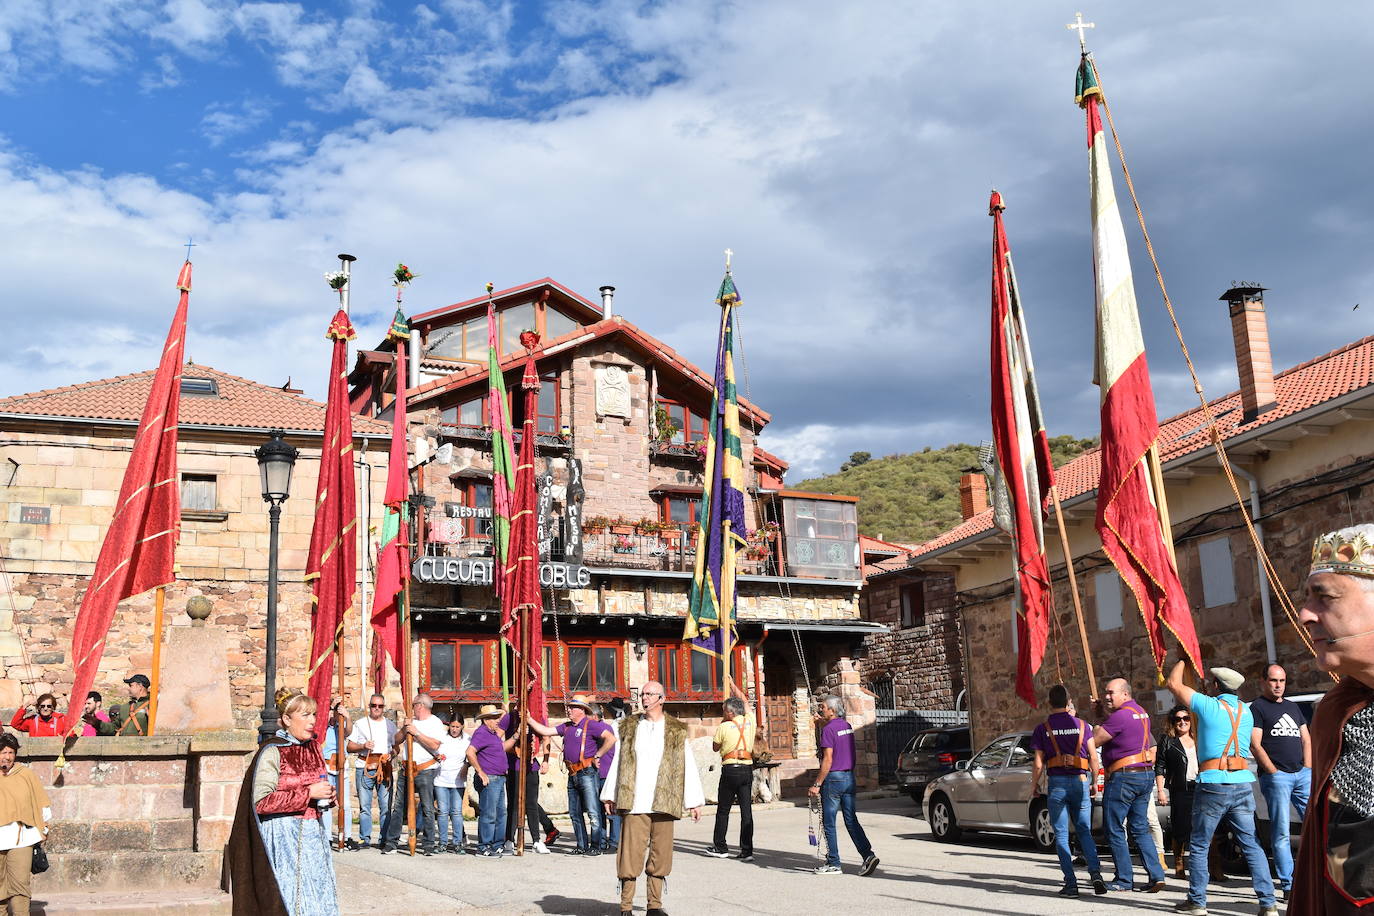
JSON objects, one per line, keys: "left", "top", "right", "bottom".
{"left": 724, "top": 248, "right": 733, "bottom": 273}
{"left": 183, "top": 237, "right": 196, "bottom": 260}
{"left": 1066, "top": 11, "right": 1095, "bottom": 51}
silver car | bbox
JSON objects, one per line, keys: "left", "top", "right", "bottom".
{"left": 926, "top": 730, "right": 1103, "bottom": 853}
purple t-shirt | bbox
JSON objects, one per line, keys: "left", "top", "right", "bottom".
{"left": 497, "top": 713, "right": 541, "bottom": 773}
{"left": 598, "top": 721, "right": 618, "bottom": 779}
{"left": 820, "top": 717, "right": 856, "bottom": 772}
{"left": 1032, "top": 712, "right": 1092, "bottom": 774}
{"left": 557, "top": 717, "right": 611, "bottom": 764}
{"left": 469, "top": 723, "right": 509, "bottom": 776}
{"left": 1098, "top": 699, "right": 1154, "bottom": 769}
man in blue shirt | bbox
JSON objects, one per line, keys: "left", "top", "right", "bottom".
{"left": 1165, "top": 662, "right": 1277, "bottom": 916}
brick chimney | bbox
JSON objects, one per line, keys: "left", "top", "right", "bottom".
{"left": 1219, "top": 284, "right": 1278, "bottom": 423}
{"left": 959, "top": 471, "right": 989, "bottom": 520}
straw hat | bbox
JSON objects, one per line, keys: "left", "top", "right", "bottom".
{"left": 477, "top": 704, "right": 504, "bottom": 719}
{"left": 568, "top": 694, "right": 595, "bottom": 712}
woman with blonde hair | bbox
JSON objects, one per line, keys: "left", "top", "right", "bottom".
{"left": 0, "top": 733, "right": 49, "bottom": 916}
{"left": 226, "top": 689, "right": 339, "bottom": 916}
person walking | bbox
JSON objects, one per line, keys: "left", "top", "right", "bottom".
{"left": 1030, "top": 684, "right": 1107, "bottom": 897}
{"left": 433, "top": 716, "right": 470, "bottom": 854}
{"left": 1249, "top": 663, "right": 1311, "bottom": 897}
{"left": 1164, "top": 663, "right": 1277, "bottom": 916}
{"left": 707, "top": 696, "right": 756, "bottom": 862}
{"left": 600, "top": 681, "right": 703, "bottom": 916}
{"left": 1290, "top": 523, "right": 1374, "bottom": 915}
{"left": 810, "top": 696, "right": 878, "bottom": 877}
{"left": 1155, "top": 704, "right": 1198, "bottom": 878}
{"left": 345, "top": 694, "right": 396, "bottom": 850}
{"left": 0, "top": 733, "right": 51, "bottom": 916}
{"left": 465, "top": 704, "right": 515, "bottom": 857}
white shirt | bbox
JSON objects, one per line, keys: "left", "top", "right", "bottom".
{"left": 349, "top": 715, "right": 398, "bottom": 766}
{"left": 600, "top": 716, "right": 705, "bottom": 814}
{"left": 396, "top": 714, "right": 448, "bottom": 765}
{"left": 435, "top": 734, "right": 471, "bottom": 788}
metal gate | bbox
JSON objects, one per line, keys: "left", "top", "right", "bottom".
{"left": 875, "top": 708, "right": 969, "bottom": 782}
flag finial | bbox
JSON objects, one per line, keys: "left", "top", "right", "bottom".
{"left": 183, "top": 236, "right": 196, "bottom": 261}
{"left": 1066, "top": 11, "right": 1094, "bottom": 52}
{"left": 724, "top": 248, "right": 733, "bottom": 274}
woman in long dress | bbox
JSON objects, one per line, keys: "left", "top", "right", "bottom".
{"left": 227, "top": 689, "right": 339, "bottom": 916}
{"left": 0, "top": 733, "right": 50, "bottom": 916}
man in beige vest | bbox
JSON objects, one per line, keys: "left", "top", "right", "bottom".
{"left": 601, "top": 681, "right": 704, "bottom": 916}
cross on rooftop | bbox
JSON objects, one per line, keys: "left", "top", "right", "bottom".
{"left": 1067, "top": 11, "right": 1095, "bottom": 51}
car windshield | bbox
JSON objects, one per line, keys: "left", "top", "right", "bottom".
{"left": 970, "top": 737, "right": 1013, "bottom": 769}
{"left": 915, "top": 732, "right": 950, "bottom": 750}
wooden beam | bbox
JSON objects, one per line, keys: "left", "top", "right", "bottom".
{"left": 1298, "top": 424, "right": 1332, "bottom": 437}
{"left": 1340, "top": 408, "right": 1374, "bottom": 421}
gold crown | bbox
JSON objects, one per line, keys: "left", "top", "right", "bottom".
{"left": 1310, "top": 526, "right": 1374, "bottom": 579}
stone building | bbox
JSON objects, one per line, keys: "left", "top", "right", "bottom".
{"left": 908, "top": 289, "right": 1374, "bottom": 748}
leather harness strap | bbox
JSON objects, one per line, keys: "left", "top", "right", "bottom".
{"left": 724, "top": 719, "right": 753, "bottom": 762}
{"left": 1044, "top": 718, "right": 1090, "bottom": 772}
{"left": 1106, "top": 702, "right": 1153, "bottom": 776}
{"left": 1198, "top": 698, "right": 1249, "bottom": 773}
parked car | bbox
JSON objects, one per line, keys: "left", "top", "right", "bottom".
{"left": 896, "top": 726, "right": 972, "bottom": 804}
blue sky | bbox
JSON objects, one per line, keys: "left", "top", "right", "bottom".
{"left": 1, "top": 1, "right": 1371, "bottom": 478}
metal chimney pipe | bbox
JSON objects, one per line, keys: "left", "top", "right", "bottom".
{"left": 599, "top": 285, "right": 615, "bottom": 315}
{"left": 337, "top": 254, "right": 356, "bottom": 314}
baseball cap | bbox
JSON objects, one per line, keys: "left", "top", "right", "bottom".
{"left": 124, "top": 674, "right": 151, "bottom": 688}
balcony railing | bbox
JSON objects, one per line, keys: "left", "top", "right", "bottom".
{"left": 424, "top": 530, "right": 781, "bottom": 577}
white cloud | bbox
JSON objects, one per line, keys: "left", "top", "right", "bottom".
{"left": 200, "top": 98, "right": 273, "bottom": 145}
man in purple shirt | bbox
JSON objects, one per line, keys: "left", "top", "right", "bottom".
{"left": 497, "top": 702, "right": 558, "bottom": 854}
{"left": 466, "top": 705, "right": 515, "bottom": 856}
{"left": 1093, "top": 676, "right": 1166, "bottom": 892}
{"left": 550, "top": 694, "right": 616, "bottom": 855}
{"left": 809, "top": 696, "right": 878, "bottom": 876}
{"left": 1031, "top": 684, "right": 1107, "bottom": 898}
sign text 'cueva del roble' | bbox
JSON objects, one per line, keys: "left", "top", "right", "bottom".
{"left": 412, "top": 555, "right": 591, "bottom": 589}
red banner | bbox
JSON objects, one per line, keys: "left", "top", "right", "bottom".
{"left": 506, "top": 343, "right": 547, "bottom": 722}
{"left": 369, "top": 316, "right": 410, "bottom": 688}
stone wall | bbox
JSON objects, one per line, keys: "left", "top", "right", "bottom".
{"left": 857, "top": 568, "right": 964, "bottom": 710}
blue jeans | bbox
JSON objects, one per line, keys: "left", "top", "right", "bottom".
{"left": 1258, "top": 768, "right": 1310, "bottom": 888}
{"left": 477, "top": 775, "right": 508, "bottom": 853}
{"left": 382, "top": 766, "right": 437, "bottom": 851}
{"left": 1104, "top": 770, "right": 1164, "bottom": 885}
{"left": 325, "top": 772, "right": 352, "bottom": 841}
{"left": 355, "top": 767, "right": 391, "bottom": 845}
{"left": 1188, "top": 783, "right": 1275, "bottom": 905}
{"left": 435, "top": 784, "right": 467, "bottom": 847}
{"left": 820, "top": 771, "right": 873, "bottom": 868}
{"left": 567, "top": 767, "right": 605, "bottom": 849}
{"left": 1048, "top": 773, "right": 1101, "bottom": 886}
{"left": 596, "top": 772, "right": 620, "bottom": 846}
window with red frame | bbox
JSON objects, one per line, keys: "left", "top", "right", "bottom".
{"left": 453, "top": 480, "right": 494, "bottom": 537}
{"left": 657, "top": 494, "right": 701, "bottom": 526}
{"left": 543, "top": 639, "right": 626, "bottom": 697}
{"left": 647, "top": 640, "right": 748, "bottom": 701}
{"left": 423, "top": 637, "right": 501, "bottom": 701}
{"left": 509, "top": 372, "right": 560, "bottom": 435}
{"left": 654, "top": 398, "right": 709, "bottom": 444}
{"left": 440, "top": 396, "right": 485, "bottom": 427}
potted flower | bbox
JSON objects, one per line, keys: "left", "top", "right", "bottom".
{"left": 610, "top": 517, "right": 636, "bottom": 536}
{"left": 585, "top": 515, "right": 610, "bottom": 534}
{"left": 659, "top": 520, "right": 683, "bottom": 544}
{"left": 635, "top": 518, "right": 661, "bottom": 535}
{"left": 613, "top": 534, "right": 636, "bottom": 554}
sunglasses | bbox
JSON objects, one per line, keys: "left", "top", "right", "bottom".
{"left": 1172, "top": 716, "right": 1190, "bottom": 723}
{"left": 369, "top": 703, "right": 385, "bottom": 708}
{"left": 37, "top": 705, "right": 53, "bottom": 710}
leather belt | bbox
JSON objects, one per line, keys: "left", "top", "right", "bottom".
{"left": 1106, "top": 751, "right": 1151, "bottom": 775}
{"left": 1199, "top": 755, "right": 1248, "bottom": 772}
{"left": 567, "top": 759, "right": 596, "bottom": 774}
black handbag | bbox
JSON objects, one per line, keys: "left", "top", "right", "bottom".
{"left": 30, "top": 843, "right": 48, "bottom": 875}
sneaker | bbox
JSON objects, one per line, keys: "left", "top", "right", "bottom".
{"left": 586, "top": 846, "right": 602, "bottom": 857}
{"left": 568, "top": 846, "right": 586, "bottom": 856}
{"left": 733, "top": 853, "right": 754, "bottom": 863}
{"left": 1172, "top": 903, "right": 1207, "bottom": 915}
{"left": 533, "top": 841, "right": 551, "bottom": 854}
{"left": 1105, "top": 880, "right": 1133, "bottom": 892}
{"left": 502, "top": 841, "right": 515, "bottom": 854}
{"left": 380, "top": 846, "right": 394, "bottom": 855}
{"left": 860, "top": 854, "right": 879, "bottom": 877}
{"left": 1057, "top": 885, "right": 1080, "bottom": 898}
{"left": 544, "top": 827, "right": 561, "bottom": 845}
{"left": 814, "top": 864, "right": 842, "bottom": 876}
{"left": 706, "top": 846, "right": 731, "bottom": 858}
{"left": 421, "top": 848, "right": 435, "bottom": 857}
{"left": 1091, "top": 873, "right": 1108, "bottom": 896}
{"left": 1258, "top": 907, "right": 1279, "bottom": 916}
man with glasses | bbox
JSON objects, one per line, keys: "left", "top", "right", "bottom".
{"left": 1093, "top": 676, "right": 1166, "bottom": 893}
{"left": 382, "top": 693, "right": 446, "bottom": 855}
{"left": 98, "top": 674, "right": 151, "bottom": 736}
{"left": 553, "top": 694, "right": 615, "bottom": 856}
{"left": 347, "top": 694, "right": 397, "bottom": 850}
{"left": 602, "top": 682, "right": 703, "bottom": 916}
{"left": 1249, "top": 664, "right": 1311, "bottom": 897}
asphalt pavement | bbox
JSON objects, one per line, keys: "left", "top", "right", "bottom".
{"left": 332, "top": 795, "right": 1281, "bottom": 915}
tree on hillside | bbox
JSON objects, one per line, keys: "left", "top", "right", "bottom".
{"left": 840, "top": 451, "right": 871, "bottom": 472}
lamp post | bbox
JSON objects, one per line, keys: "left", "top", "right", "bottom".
{"left": 255, "top": 429, "right": 298, "bottom": 742}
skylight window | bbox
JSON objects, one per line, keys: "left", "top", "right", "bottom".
{"left": 181, "top": 377, "right": 219, "bottom": 397}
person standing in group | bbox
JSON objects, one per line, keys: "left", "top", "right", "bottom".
{"left": 600, "top": 681, "right": 703, "bottom": 916}
{"left": 466, "top": 705, "right": 515, "bottom": 857}
{"left": 810, "top": 696, "right": 879, "bottom": 877}
{"left": 707, "top": 696, "right": 756, "bottom": 863}
{"left": 320, "top": 698, "right": 356, "bottom": 851}
{"left": 1030, "top": 684, "right": 1106, "bottom": 898}
{"left": 226, "top": 688, "right": 338, "bottom": 916}
{"left": 501, "top": 700, "right": 559, "bottom": 855}
{"left": 381, "top": 694, "right": 445, "bottom": 856}
{"left": 1289, "top": 523, "right": 1374, "bottom": 916}
{"left": 1249, "top": 663, "right": 1311, "bottom": 897}
{"left": 345, "top": 694, "right": 396, "bottom": 851}
{"left": 9, "top": 695, "right": 66, "bottom": 738}
{"left": 1156, "top": 704, "right": 1199, "bottom": 879}
{"left": 99, "top": 674, "right": 152, "bottom": 736}
{"left": 1164, "top": 663, "right": 1277, "bottom": 916}
{"left": 433, "top": 715, "right": 470, "bottom": 854}
{"left": 597, "top": 698, "right": 629, "bottom": 853}
{"left": 1092, "top": 676, "right": 1166, "bottom": 893}
{"left": 0, "top": 733, "right": 50, "bottom": 916}
{"left": 556, "top": 694, "right": 615, "bottom": 856}
{"left": 79, "top": 691, "right": 110, "bottom": 737}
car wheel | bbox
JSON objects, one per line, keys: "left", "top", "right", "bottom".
{"left": 1031, "top": 800, "right": 1055, "bottom": 853}
{"left": 928, "top": 794, "right": 962, "bottom": 842}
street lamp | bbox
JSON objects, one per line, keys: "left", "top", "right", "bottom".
{"left": 255, "top": 429, "right": 298, "bottom": 741}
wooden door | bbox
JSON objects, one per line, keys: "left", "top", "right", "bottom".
{"left": 762, "top": 656, "right": 796, "bottom": 760}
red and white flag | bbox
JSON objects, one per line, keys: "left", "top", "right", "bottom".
{"left": 989, "top": 191, "right": 1055, "bottom": 707}
{"left": 1078, "top": 59, "right": 1202, "bottom": 677}
{"left": 65, "top": 262, "right": 189, "bottom": 729}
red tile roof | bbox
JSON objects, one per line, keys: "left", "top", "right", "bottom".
{"left": 409, "top": 278, "right": 604, "bottom": 326}
{"left": 0, "top": 364, "right": 391, "bottom": 436}
{"left": 912, "top": 334, "right": 1374, "bottom": 559}
{"left": 752, "top": 446, "right": 790, "bottom": 472}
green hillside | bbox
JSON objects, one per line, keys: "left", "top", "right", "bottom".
{"left": 792, "top": 436, "right": 1097, "bottom": 544}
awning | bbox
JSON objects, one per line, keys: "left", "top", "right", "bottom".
{"left": 760, "top": 620, "right": 888, "bottom": 634}
{"left": 649, "top": 483, "right": 704, "bottom": 496}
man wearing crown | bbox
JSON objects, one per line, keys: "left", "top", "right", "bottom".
{"left": 1289, "top": 524, "right": 1374, "bottom": 914}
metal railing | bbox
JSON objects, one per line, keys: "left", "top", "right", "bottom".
{"left": 425, "top": 529, "right": 782, "bottom": 576}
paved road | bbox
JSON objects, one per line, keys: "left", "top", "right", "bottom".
{"left": 333, "top": 795, "right": 1278, "bottom": 915}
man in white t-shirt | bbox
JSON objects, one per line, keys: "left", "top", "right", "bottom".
{"left": 434, "top": 717, "right": 471, "bottom": 853}
{"left": 346, "top": 693, "right": 398, "bottom": 849}
{"left": 381, "top": 693, "right": 447, "bottom": 855}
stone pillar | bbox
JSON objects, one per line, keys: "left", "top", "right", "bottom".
{"left": 156, "top": 599, "right": 234, "bottom": 733}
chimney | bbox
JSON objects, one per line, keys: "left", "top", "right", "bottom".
{"left": 1219, "top": 284, "right": 1278, "bottom": 423}
{"left": 599, "top": 285, "right": 615, "bottom": 315}
{"left": 959, "top": 471, "right": 989, "bottom": 520}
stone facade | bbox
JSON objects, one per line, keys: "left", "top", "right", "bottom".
{"left": 857, "top": 567, "right": 964, "bottom": 710}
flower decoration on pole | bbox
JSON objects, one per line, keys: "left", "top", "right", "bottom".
{"left": 393, "top": 263, "right": 418, "bottom": 287}
{"left": 324, "top": 271, "right": 349, "bottom": 291}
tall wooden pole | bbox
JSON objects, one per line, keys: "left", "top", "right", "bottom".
{"left": 147, "top": 586, "right": 166, "bottom": 735}
{"left": 515, "top": 606, "right": 530, "bottom": 856}
{"left": 335, "top": 636, "right": 346, "bottom": 844}
{"left": 401, "top": 575, "right": 415, "bottom": 856}
{"left": 1049, "top": 486, "right": 1099, "bottom": 702}
{"left": 1145, "top": 445, "right": 1179, "bottom": 565}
